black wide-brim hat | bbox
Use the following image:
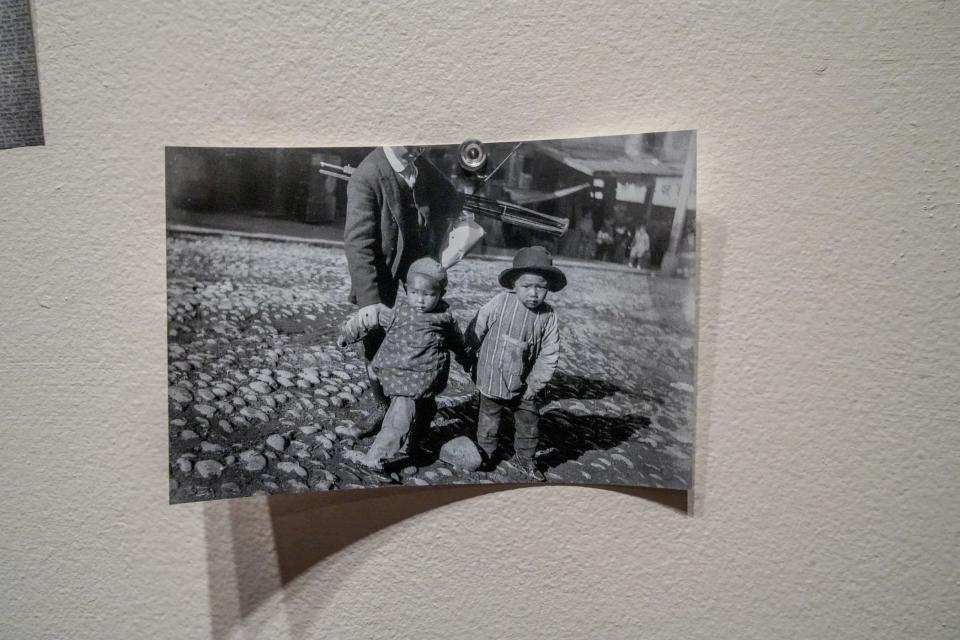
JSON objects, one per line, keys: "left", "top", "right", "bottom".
{"left": 498, "top": 246, "right": 567, "bottom": 292}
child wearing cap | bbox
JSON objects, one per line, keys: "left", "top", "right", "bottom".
{"left": 466, "top": 246, "right": 564, "bottom": 482}
{"left": 338, "top": 257, "right": 469, "bottom": 470}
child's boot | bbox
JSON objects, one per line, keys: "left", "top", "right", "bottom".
{"left": 342, "top": 448, "right": 384, "bottom": 471}
{"left": 477, "top": 446, "right": 498, "bottom": 472}
{"left": 511, "top": 454, "right": 545, "bottom": 482}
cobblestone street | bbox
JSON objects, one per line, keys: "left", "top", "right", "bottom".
{"left": 167, "top": 233, "right": 695, "bottom": 502}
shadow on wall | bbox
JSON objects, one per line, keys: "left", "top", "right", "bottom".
{"left": 202, "top": 484, "right": 687, "bottom": 637}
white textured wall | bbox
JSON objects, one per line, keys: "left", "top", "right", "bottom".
{"left": 2, "top": 2, "right": 958, "bottom": 638}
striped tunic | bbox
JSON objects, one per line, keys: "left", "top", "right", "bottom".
{"left": 467, "top": 291, "right": 561, "bottom": 400}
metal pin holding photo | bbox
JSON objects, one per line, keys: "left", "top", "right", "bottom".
{"left": 457, "top": 139, "right": 488, "bottom": 174}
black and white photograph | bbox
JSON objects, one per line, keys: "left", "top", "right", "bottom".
{"left": 166, "top": 132, "right": 697, "bottom": 503}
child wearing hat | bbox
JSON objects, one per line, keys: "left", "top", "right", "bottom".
{"left": 338, "top": 257, "right": 469, "bottom": 470}
{"left": 466, "top": 246, "right": 564, "bottom": 482}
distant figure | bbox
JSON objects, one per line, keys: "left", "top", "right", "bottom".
{"left": 579, "top": 225, "right": 596, "bottom": 260}
{"left": 612, "top": 221, "right": 634, "bottom": 264}
{"left": 594, "top": 222, "right": 613, "bottom": 261}
{"left": 630, "top": 223, "right": 651, "bottom": 269}
{"left": 577, "top": 210, "right": 597, "bottom": 259}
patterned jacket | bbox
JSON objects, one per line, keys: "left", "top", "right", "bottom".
{"left": 340, "top": 297, "right": 468, "bottom": 399}
{"left": 466, "top": 291, "right": 561, "bottom": 400}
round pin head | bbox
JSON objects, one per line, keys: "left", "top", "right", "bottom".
{"left": 458, "top": 139, "right": 487, "bottom": 173}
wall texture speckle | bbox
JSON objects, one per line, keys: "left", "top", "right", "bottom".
{"left": 1, "top": 2, "right": 958, "bottom": 638}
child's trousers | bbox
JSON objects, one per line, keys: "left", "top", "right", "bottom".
{"left": 364, "top": 396, "right": 436, "bottom": 464}
{"left": 476, "top": 393, "right": 539, "bottom": 462}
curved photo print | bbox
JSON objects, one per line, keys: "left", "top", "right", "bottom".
{"left": 166, "top": 132, "right": 697, "bottom": 503}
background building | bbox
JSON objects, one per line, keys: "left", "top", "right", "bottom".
{"left": 166, "top": 132, "right": 696, "bottom": 271}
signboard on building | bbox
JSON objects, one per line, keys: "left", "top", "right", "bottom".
{"left": 615, "top": 178, "right": 696, "bottom": 210}
{"left": 652, "top": 177, "right": 696, "bottom": 210}
{"left": 616, "top": 181, "right": 647, "bottom": 204}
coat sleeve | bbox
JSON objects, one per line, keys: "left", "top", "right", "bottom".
{"left": 338, "top": 306, "right": 395, "bottom": 344}
{"left": 425, "top": 161, "right": 463, "bottom": 229}
{"left": 525, "top": 312, "right": 560, "bottom": 395}
{"left": 344, "top": 165, "right": 383, "bottom": 308}
{"left": 416, "top": 161, "right": 463, "bottom": 260}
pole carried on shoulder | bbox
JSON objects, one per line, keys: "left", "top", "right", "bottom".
{"left": 317, "top": 158, "right": 569, "bottom": 237}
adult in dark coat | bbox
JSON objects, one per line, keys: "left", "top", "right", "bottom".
{"left": 343, "top": 146, "right": 461, "bottom": 435}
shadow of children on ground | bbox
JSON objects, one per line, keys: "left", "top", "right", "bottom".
{"left": 540, "top": 370, "right": 628, "bottom": 404}
{"left": 399, "top": 371, "right": 660, "bottom": 479}
{"left": 536, "top": 410, "right": 651, "bottom": 471}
